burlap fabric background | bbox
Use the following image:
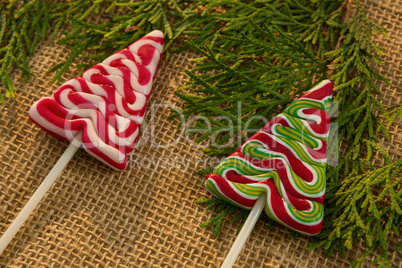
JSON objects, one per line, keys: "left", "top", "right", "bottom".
{"left": 0, "top": 0, "right": 400, "bottom": 267}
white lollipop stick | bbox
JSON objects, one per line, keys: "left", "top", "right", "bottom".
{"left": 0, "top": 142, "right": 80, "bottom": 254}
{"left": 221, "top": 194, "right": 266, "bottom": 268}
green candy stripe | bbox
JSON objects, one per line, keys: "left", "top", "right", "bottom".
{"left": 274, "top": 113, "right": 327, "bottom": 142}
{"left": 240, "top": 142, "right": 326, "bottom": 194}
{"left": 205, "top": 179, "right": 251, "bottom": 209}
{"left": 214, "top": 157, "right": 267, "bottom": 176}
{"left": 214, "top": 155, "right": 325, "bottom": 195}
{"left": 242, "top": 139, "right": 325, "bottom": 168}
{"left": 286, "top": 200, "right": 323, "bottom": 223}
{"left": 231, "top": 182, "right": 323, "bottom": 223}
{"left": 284, "top": 99, "right": 325, "bottom": 115}
{"left": 274, "top": 125, "right": 320, "bottom": 149}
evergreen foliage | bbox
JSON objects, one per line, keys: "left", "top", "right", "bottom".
{"left": 48, "top": 0, "right": 183, "bottom": 82}
{"left": 170, "top": 24, "right": 328, "bottom": 154}
{"left": 1, "top": 0, "right": 400, "bottom": 267}
{"left": 309, "top": 142, "right": 402, "bottom": 267}
{"left": 0, "top": 0, "right": 51, "bottom": 104}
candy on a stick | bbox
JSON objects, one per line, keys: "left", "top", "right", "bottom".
{"left": 0, "top": 30, "right": 164, "bottom": 254}
{"left": 204, "top": 80, "right": 333, "bottom": 267}
{"left": 29, "top": 30, "right": 164, "bottom": 170}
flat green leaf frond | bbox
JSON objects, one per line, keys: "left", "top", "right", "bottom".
{"left": 323, "top": 155, "right": 402, "bottom": 266}
{"left": 384, "top": 103, "right": 402, "bottom": 127}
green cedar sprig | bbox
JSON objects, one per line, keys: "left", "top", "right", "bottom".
{"left": 46, "top": 0, "right": 107, "bottom": 81}
{"left": 171, "top": 23, "right": 327, "bottom": 156}
{"left": 384, "top": 103, "right": 402, "bottom": 127}
{"left": 50, "top": 0, "right": 184, "bottom": 82}
{"left": 325, "top": 0, "right": 392, "bottom": 182}
{"left": 0, "top": 0, "right": 185, "bottom": 100}
{"left": 309, "top": 141, "right": 402, "bottom": 267}
{"left": 0, "top": 0, "right": 342, "bottom": 102}
{"left": 0, "top": 0, "right": 109, "bottom": 101}
{"left": 172, "top": 0, "right": 343, "bottom": 57}
{"left": 0, "top": 0, "right": 51, "bottom": 104}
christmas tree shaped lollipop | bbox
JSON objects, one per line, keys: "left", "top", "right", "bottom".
{"left": 0, "top": 30, "right": 164, "bottom": 254}
{"left": 205, "top": 80, "right": 333, "bottom": 267}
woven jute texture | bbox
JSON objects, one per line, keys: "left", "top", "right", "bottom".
{"left": 0, "top": 0, "right": 400, "bottom": 267}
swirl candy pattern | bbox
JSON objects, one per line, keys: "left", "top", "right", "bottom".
{"left": 29, "top": 30, "right": 164, "bottom": 170}
{"left": 205, "top": 80, "right": 333, "bottom": 235}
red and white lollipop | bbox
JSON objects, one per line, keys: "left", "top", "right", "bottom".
{"left": 0, "top": 30, "right": 164, "bottom": 253}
